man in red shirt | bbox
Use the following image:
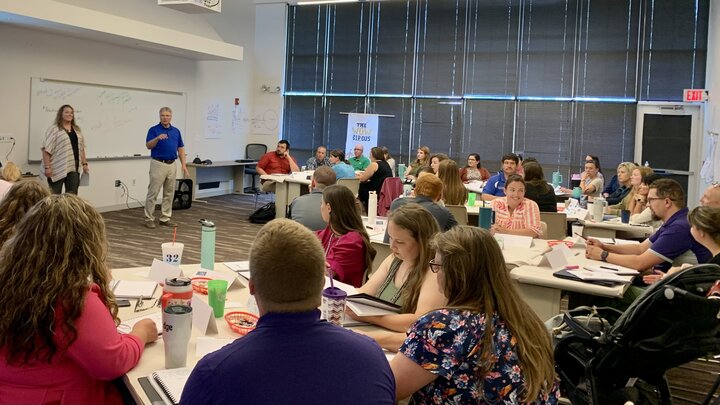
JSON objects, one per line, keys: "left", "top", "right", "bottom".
{"left": 256, "top": 140, "right": 300, "bottom": 192}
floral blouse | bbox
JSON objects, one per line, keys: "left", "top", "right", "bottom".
{"left": 400, "top": 309, "right": 560, "bottom": 404}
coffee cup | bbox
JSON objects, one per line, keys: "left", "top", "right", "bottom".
{"left": 161, "top": 277, "right": 193, "bottom": 310}
{"left": 162, "top": 305, "right": 193, "bottom": 368}
{"left": 321, "top": 287, "right": 347, "bottom": 326}
{"left": 161, "top": 242, "right": 184, "bottom": 266}
{"left": 207, "top": 279, "right": 228, "bottom": 318}
{"left": 620, "top": 209, "right": 631, "bottom": 224}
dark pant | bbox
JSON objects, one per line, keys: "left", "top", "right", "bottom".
{"left": 48, "top": 171, "right": 80, "bottom": 194}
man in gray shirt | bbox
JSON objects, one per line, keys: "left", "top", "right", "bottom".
{"left": 288, "top": 166, "right": 336, "bottom": 231}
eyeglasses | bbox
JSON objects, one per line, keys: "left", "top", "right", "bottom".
{"left": 428, "top": 259, "right": 443, "bottom": 273}
{"left": 646, "top": 197, "right": 669, "bottom": 204}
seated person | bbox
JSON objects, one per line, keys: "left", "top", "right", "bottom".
{"left": 562, "top": 158, "right": 603, "bottom": 198}
{"left": 522, "top": 161, "right": 557, "bottom": 212}
{"left": 392, "top": 226, "right": 560, "bottom": 403}
{"left": 628, "top": 173, "right": 664, "bottom": 229}
{"left": 608, "top": 166, "right": 653, "bottom": 216}
{"left": 0, "top": 181, "right": 51, "bottom": 248}
{"left": 602, "top": 174, "right": 619, "bottom": 198}
{"left": 481, "top": 152, "right": 519, "bottom": 201}
{"left": 429, "top": 153, "right": 448, "bottom": 174}
{"left": 405, "top": 146, "right": 430, "bottom": 181}
{"left": 585, "top": 179, "right": 711, "bottom": 276}
{"left": 288, "top": 166, "right": 336, "bottom": 231}
{"left": 382, "top": 146, "right": 396, "bottom": 176}
{"left": 305, "top": 145, "right": 330, "bottom": 170}
{"left": 348, "top": 143, "right": 370, "bottom": 171}
{"left": 383, "top": 173, "right": 457, "bottom": 243}
{"left": 490, "top": 174, "right": 543, "bottom": 238}
{"left": 350, "top": 204, "right": 447, "bottom": 351}
{"left": 700, "top": 182, "right": 720, "bottom": 208}
{"left": 328, "top": 149, "right": 355, "bottom": 179}
{"left": 182, "top": 219, "right": 395, "bottom": 405}
{"left": 0, "top": 194, "right": 158, "bottom": 405}
{"left": 316, "top": 184, "right": 376, "bottom": 288}
{"left": 605, "top": 162, "right": 636, "bottom": 205}
{"left": 357, "top": 146, "right": 393, "bottom": 211}
{"left": 256, "top": 140, "right": 300, "bottom": 193}
{"left": 459, "top": 153, "right": 491, "bottom": 182}
{"left": 644, "top": 206, "right": 720, "bottom": 285}
{"left": 437, "top": 160, "right": 466, "bottom": 206}
{"left": 0, "top": 162, "right": 22, "bottom": 201}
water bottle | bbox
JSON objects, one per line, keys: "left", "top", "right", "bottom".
{"left": 199, "top": 219, "right": 216, "bottom": 270}
{"left": 368, "top": 191, "right": 378, "bottom": 227}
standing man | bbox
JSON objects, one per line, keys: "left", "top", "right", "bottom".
{"left": 481, "top": 152, "right": 519, "bottom": 201}
{"left": 144, "top": 107, "right": 188, "bottom": 229}
{"left": 305, "top": 146, "right": 330, "bottom": 170}
{"left": 256, "top": 140, "right": 300, "bottom": 193}
{"left": 180, "top": 219, "right": 395, "bottom": 405}
{"left": 348, "top": 143, "right": 370, "bottom": 171}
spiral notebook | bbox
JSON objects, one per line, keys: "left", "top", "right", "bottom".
{"left": 151, "top": 367, "right": 192, "bottom": 405}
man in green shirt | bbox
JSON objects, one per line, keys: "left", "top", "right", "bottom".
{"left": 348, "top": 143, "right": 370, "bottom": 171}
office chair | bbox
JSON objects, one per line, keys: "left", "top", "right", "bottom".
{"left": 244, "top": 143, "right": 267, "bottom": 194}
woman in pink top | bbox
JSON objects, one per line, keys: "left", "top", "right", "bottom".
{"left": 316, "top": 184, "right": 376, "bottom": 287}
{"left": 490, "top": 174, "right": 543, "bottom": 238}
{"left": 0, "top": 194, "right": 158, "bottom": 405}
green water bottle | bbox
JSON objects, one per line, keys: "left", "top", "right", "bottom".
{"left": 200, "top": 219, "right": 216, "bottom": 270}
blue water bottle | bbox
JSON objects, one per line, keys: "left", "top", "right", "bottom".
{"left": 199, "top": 219, "right": 216, "bottom": 270}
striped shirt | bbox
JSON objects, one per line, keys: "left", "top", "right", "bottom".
{"left": 491, "top": 197, "right": 542, "bottom": 237}
{"left": 42, "top": 125, "right": 86, "bottom": 183}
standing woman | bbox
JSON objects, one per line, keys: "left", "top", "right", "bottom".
{"left": 491, "top": 174, "right": 543, "bottom": 238}
{"left": 42, "top": 104, "right": 89, "bottom": 194}
{"left": 391, "top": 226, "right": 560, "bottom": 403}
{"left": 437, "top": 160, "right": 467, "bottom": 206}
{"left": 405, "top": 146, "right": 430, "bottom": 181}
{"left": 0, "top": 194, "right": 158, "bottom": 404}
{"left": 357, "top": 147, "right": 393, "bottom": 211}
{"left": 316, "top": 184, "right": 377, "bottom": 288}
{"left": 459, "top": 153, "right": 491, "bottom": 182}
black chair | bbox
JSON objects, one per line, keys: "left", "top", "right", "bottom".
{"left": 244, "top": 143, "right": 267, "bottom": 194}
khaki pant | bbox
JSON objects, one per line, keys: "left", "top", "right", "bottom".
{"left": 145, "top": 159, "right": 176, "bottom": 222}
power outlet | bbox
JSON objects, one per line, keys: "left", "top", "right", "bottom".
{"left": 115, "top": 180, "right": 121, "bottom": 187}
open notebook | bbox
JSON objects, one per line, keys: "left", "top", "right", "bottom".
{"left": 150, "top": 367, "right": 192, "bottom": 405}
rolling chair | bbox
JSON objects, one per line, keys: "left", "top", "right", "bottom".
{"left": 244, "top": 143, "right": 267, "bottom": 194}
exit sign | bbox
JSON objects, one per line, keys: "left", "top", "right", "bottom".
{"left": 683, "top": 89, "right": 708, "bottom": 102}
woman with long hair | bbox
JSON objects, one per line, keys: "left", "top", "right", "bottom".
{"left": 0, "top": 194, "right": 158, "bottom": 404}
{"left": 437, "top": 159, "right": 467, "bottom": 206}
{"left": 608, "top": 165, "right": 651, "bottom": 215}
{"left": 429, "top": 153, "right": 449, "bottom": 174}
{"left": 42, "top": 104, "right": 89, "bottom": 194}
{"left": 357, "top": 146, "right": 393, "bottom": 211}
{"left": 316, "top": 184, "right": 377, "bottom": 288}
{"left": 381, "top": 146, "right": 396, "bottom": 176}
{"left": 405, "top": 146, "right": 430, "bottom": 181}
{"left": 391, "top": 226, "right": 560, "bottom": 403}
{"left": 491, "top": 174, "right": 543, "bottom": 238}
{"left": 459, "top": 153, "right": 491, "bottom": 182}
{"left": 0, "top": 181, "right": 51, "bottom": 249}
{"left": 350, "top": 203, "right": 446, "bottom": 350}
{"left": 522, "top": 161, "right": 557, "bottom": 212}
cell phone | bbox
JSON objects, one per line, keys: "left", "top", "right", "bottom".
{"left": 117, "top": 299, "right": 131, "bottom": 307}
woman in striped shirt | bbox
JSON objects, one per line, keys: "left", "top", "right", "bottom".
{"left": 490, "top": 174, "right": 543, "bottom": 238}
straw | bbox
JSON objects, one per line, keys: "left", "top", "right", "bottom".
{"left": 327, "top": 266, "right": 335, "bottom": 289}
{"left": 172, "top": 226, "right": 177, "bottom": 245}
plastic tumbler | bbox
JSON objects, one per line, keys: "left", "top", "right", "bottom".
{"left": 620, "top": 209, "right": 631, "bottom": 224}
{"left": 478, "top": 207, "right": 494, "bottom": 229}
{"left": 199, "top": 219, "right": 216, "bottom": 271}
{"left": 162, "top": 305, "right": 193, "bottom": 368}
{"left": 161, "top": 242, "right": 184, "bottom": 266}
{"left": 467, "top": 192, "right": 476, "bottom": 207}
{"left": 207, "top": 279, "right": 228, "bottom": 318}
{"left": 321, "top": 287, "right": 347, "bottom": 326}
{"left": 572, "top": 187, "right": 582, "bottom": 199}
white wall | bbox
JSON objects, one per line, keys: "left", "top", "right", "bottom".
{"left": 699, "top": 0, "right": 719, "bottom": 205}
{"left": 0, "top": 0, "right": 257, "bottom": 211}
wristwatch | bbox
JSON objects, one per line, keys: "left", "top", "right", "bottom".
{"left": 600, "top": 250, "right": 609, "bottom": 262}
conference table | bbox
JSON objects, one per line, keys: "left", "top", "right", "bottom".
{"left": 260, "top": 172, "right": 312, "bottom": 218}
{"left": 579, "top": 218, "right": 654, "bottom": 239}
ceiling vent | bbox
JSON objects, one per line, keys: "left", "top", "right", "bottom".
{"left": 158, "top": 0, "right": 221, "bottom": 14}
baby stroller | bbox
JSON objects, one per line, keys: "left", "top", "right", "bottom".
{"left": 554, "top": 263, "right": 720, "bottom": 405}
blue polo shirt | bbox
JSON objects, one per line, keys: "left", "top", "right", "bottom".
{"left": 146, "top": 123, "right": 184, "bottom": 160}
{"left": 482, "top": 171, "right": 507, "bottom": 197}
{"left": 332, "top": 162, "right": 356, "bottom": 179}
{"left": 648, "top": 207, "right": 711, "bottom": 271}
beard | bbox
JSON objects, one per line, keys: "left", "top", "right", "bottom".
{"left": 650, "top": 208, "right": 661, "bottom": 221}
{"left": 275, "top": 150, "right": 284, "bottom": 156}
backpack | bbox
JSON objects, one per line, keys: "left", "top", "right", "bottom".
{"left": 249, "top": 202, "right": 275, "bottom": 224}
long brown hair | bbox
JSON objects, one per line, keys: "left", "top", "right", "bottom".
{"left": 437, "top": 159, "right": 467, "bottom": 205}
{"left": 432, "top": 226, "right": 556, "bottom": 401}
{"left": 414, "top": 146, "right": 431, "bottom": 166}
{"left": 0, "top": 194, "right": 116, "bottom": 365}
{"left": 54, "top": 104, "right": 81, "bottom": 131}
{"left": 388, "top": 203, "right": 439, "bottom": 312}
{"left": 323, "top": 185, "right": 376, "bottom": 274}
{"left": 523, "top": 161, "right": 552, "bottom": 193}
{"left": 0, "top": 181, "right": 51, "bottom": 249}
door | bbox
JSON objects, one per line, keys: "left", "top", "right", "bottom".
{"left": 634, "top": 102, "right": 703, "bottom": 205}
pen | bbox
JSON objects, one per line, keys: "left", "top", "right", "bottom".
{"left": 599, "top": 265, "right": 619, "bottom": 271}
{"left": 573, "top": 232, "right": 587, "bottom": 240}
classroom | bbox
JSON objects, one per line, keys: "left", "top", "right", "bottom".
{"left": 1, "top": 0, "right": 720, "bottom": 404}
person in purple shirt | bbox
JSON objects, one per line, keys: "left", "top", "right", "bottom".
{"left": 181, "top": 219, "right": 395, "bottom": 405}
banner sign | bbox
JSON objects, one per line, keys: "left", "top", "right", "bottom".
{"left": 345, "top": 113, "right": 379, "bottom": 156}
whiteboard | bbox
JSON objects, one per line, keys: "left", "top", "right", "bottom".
{"left": 29, "top": 78, "right": 186, "bottom": 161}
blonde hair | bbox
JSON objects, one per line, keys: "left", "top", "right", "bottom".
{"left": 2, "top": 162, "right": 21, "bottom": 182}
{"left": 0, "top": 181, "right": 51, "bottom": 249}
{"left": 0, "top": 194, "right": 115, "bottom": 365}
{"left": 388, "top": 204, "right": 439, "bottom": 313}
{"left": 249, "top": 219, "right": 325, "bottom": 313}
{"left": 432, "top": 226, "right": 556, "bottom": 401}
{"left": 437, "top": 159, "right": 467, "bottom": 205}
{"left": 616, "top": 162, "right": 637, "bottom": 180}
